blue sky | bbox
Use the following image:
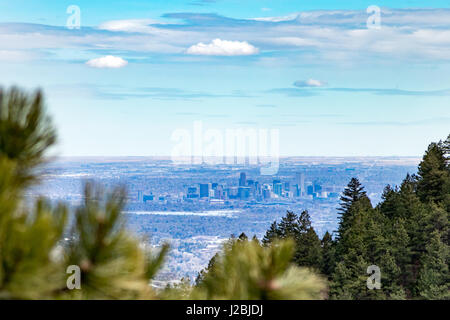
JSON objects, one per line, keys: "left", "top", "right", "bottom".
{"left": 0, "top": 0, "right": 449, "bottom": 157}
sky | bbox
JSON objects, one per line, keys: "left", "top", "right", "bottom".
{"left": 0, "top": 0, "right": 449, "bottom": 157}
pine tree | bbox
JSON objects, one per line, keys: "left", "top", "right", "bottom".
{"left": 278, "top": 211, "right": 300, "bottom": 239}
{"left": 0, "top": 87, "right": 56, "bottom": 187}
{"left": 364, "top": 210, "right": 388, "bottom": 264}
{"left": 378, "top": 250, "right": 403, "bottom": 300}
{"left": 331, "top": 198, "right": 385, "bottom": 299}
{"left": 195, "top": 252, "right": 219, "bottom": 286}
{"left": 238, "top": 232, "right": 248, "bottom": 241}
{"left": 294, "top": 211, "right": 322, "bottom": 270}
{"left": 192, "top": 239, "right": 326, "bottom": 300}
{"left": 377, "top": 185, "right": 400, "bottom": 219}
{"left": 330, "top": 135, "right": 450, "bottom": 300}
{"left": 417, "top": 142, "right": 448, "bottom": 204}
{"left": 262, "top": 221, "right": 279, "bottom": 246}
{"left": 387, "top": 218, "right": 411, "bottom": 290}
{"left": 320, "top": 232, "right": 336, "bottom": 278}
{"left": 337, "top": 178, "right": 372, "bottom": 239}
{"left": 339, "top": 178, "right": 368, "bottom": 213}
{"left": 417, "top": 231, "right": 449, "bottom": 300}
{"left": 0, "top": 87, "right": 168, "bottom": 300}
{"left": 0, "top": 87, "right": 66, "bottom": 299}
{"left": 63, "top": 183, "right": 169, "bottom": 300}
{"left": 329, "top": 255, "right": 369, "bottom": 300}
{"left": 262, "top": 211, "right": 323, "bottom": 270}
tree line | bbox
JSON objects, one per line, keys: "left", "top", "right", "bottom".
{"left": 235, "top": 136, "right": 449, "bottom": 299}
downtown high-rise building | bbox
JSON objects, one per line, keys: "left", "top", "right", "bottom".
{"left": 273, "top": 182, "right": 283, "bottom": 196}
{"left": 296, "top": 172, "right": 305, "bottom": 196}
{"left": 199, "top": 183, "right": 211, "bottom": 198}
{"left": 137, "top": 190, "right": 143, "bottom": 202}
{"left": 239, "top": 172, "right": 247, "bottom": 187}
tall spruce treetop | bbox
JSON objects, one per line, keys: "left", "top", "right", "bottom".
{"left": 294, "top": 211, "right": 322, "bottom": 270}
{"left": 442, "top": 134, "right": 450, "bottom": 166}
{"left": 298, "top": 210, "right": 313, "bottom": 234}
{"left": 416, "top": 141, "right": 449, "bottom": 203}
{"left": 338, "top": 178, "right": 368, "bottom": 214}
{"left": 278, "top": 211, "right": 300, "bottom": 239}
{"left": 262, "top": 221, "right": 279, "bottom": 246}
{"left": 378, "top": 185, "right": 400, "bottom": 219}
{"left": 336, "top": 178, "right": 372, "bottom": 237}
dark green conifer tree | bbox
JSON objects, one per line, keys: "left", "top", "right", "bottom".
{"left": 238, "top": 232, "right": 248, "bottom": 241}
{"left": 417, "top": 142, "right": 448, "bottom": 204}
{"left": 336, "top": 178, "right": 372, "bottom": 239}
{"left": 320, "top": 232, "right": 336, "bottom": 278}
{"left": 262, "top": 221, "right": 280, "bottom": 246}
{"left": 294, "top": 211, "right": 322, "bottom": 270}
{"left": 417, "top": 231, "right": 449, "bottom": 300}
{"left": 278, "top": 211, "right": 300, "bottom": 239}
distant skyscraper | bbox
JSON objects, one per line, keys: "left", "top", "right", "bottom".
{"left": 199, "top": 184, "right": 210, "bottom": 198}
{"left": 293, "top": 184, "right": 300, "bottom": 197}
{"left": 239, "top": 172, "right": 246, "bottom": 187}
{"left": 273, "top": 183, "right": 283, "bottom": 196}
{"left": 272, "top": 179, "right": 281, "bottom": 190}
{"left": 296, "top": 172, "right": 305, "bottom": 196}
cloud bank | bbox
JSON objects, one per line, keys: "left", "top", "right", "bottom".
{"left": 2, "top": 8, "right": 450, "bottom": 64}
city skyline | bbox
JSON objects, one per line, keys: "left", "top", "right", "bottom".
{"left": 1, "top": 1, "right": 449, "bottom": 157}
{"left": 29, "top": 155, "right": 421, "bottom": 279}
{"left": 140, "top": 170, "right": 338, "bottom": 204}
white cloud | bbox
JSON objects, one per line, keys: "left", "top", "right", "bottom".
{"left": 86, "top": 55, "right": 128, "bottom": 68}
{"left": 294, "top": 79, "right": 328, "bottom": 88}
{"left": 186, "top": 39, "right": 259, "bottom": 56}
{"left": 98, "top": 19, "right": 166, "bottom": 34}
{"left": 252, "top": 14, "right": 299, "bottom": 22}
